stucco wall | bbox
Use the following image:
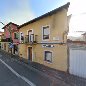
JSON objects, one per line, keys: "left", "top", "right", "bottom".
{"left": 1, "top": 42, "right": 9, "bottom": 52}
{"left": 19, "top": 9, "right": 68, "bottom": 71}
{"left": 33, "top": 44, "right": 67, "bottom": 71}
{"left": 4, "top": 24, "right": 19, "bottom": 43}
{"left": 19, "top": 44, "right": 28, "bottom": 59}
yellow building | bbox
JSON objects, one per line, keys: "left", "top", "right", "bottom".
{"left": 18, "top": 3, "right": 70, "bottom": 72}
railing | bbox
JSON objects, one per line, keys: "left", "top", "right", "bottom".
{"left": 1, "top": 38, "right": 11, "bottom": 42}
{"left": 24, "top": 34, "right": 38, "bottom": 44}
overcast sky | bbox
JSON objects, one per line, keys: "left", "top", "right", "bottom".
{"left": 0, "top": 0, "right": 68, "bottom": 31}
{"left": 0, "top": 0, "right": 86, "bottom": 36}
{"left": 68, "top": 0, "right": 86, "bottom": 36}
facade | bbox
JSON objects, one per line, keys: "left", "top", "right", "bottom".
{"left": 0, "top": 31, "right": 4, "bottom": 48}
{"left": 1, "top": 22, "right": 19, "bottom": 55}
{"left": 0, "top": 31, "right": 4, "bottom": 41}
{"left": 18, "top": 3, "right": 70, "bottom": 71}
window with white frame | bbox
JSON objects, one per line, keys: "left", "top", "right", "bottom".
{"left": 42, "top": 26, "right": 50, "bottom": 40}
{"left": 14, "top": 32, "right": 19, "bottom": 39}
{"left": 44, "top": 51, "right": 52, "bottom": 62}
{"left": 20, "top": 32, "right": 24, "bottom": 40}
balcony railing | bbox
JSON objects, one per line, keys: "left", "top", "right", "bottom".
{"left": 1, "top": 38, "right": 12, "bottom": 42}
{"left": 24, "top": 34, "right": 38, "bottom": 44}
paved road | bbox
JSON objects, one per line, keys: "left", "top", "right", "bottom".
{"left": 0, "top": 54, "right": 52, "bottom": 86}
{"left": 0, "top": 59, "right": 30, "bottom": 86}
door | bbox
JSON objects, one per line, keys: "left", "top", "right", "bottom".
{"left": 28, "top": 30, "right": 32, "bottom": 42}
{"left": 28, "top": 47, "right": 32, "bottom": 61}
{"left": 13, "top": 45, "right": 15, "bottom": 54}
{"left": 69, "top": 48, "right": 86, "bottom": 78}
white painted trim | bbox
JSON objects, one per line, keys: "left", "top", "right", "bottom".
{"left": 27, "top": 29, "right": 34, "bottom": 42}
{"left": 44, "top": 50, "right": 53, "bottom": 63}
{"left": 14, "top": 32, "right": 18, "bottom": 39}
{"left": 20, "top": 32, "right": 22, "bottom": 43}
{"left": 42, "top": 25, "right": 50, "bottom": 41}
{"left": 27, "top": 46, "right": 33, "bottom": 61}
{"left": 20, "top": 32, "right": 24, "bottom": 43}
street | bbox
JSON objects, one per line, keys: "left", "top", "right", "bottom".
{"left": 0, "top": 51, "right": 86, "bottom": 86}
{"left": 0, "top": 58, "right": 30, "bottom": 86}
{"left": 0, "top": 54, "right": 51, "bottom": 86}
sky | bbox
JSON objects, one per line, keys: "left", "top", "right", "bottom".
{"left": 0, "top": 0, "right": 68, "bottom": 31}
{"left": 0, "top": 0, "right": 86, "bottom": 36}
{"left": 68, "top": 0, "right": 86, "bottom": 36}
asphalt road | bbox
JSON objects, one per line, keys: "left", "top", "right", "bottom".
{"left": 0, "top": 60, "right": 30, "bottom": 86}
{"left": 0, "top": 54, "right": 52, "bottom": 86}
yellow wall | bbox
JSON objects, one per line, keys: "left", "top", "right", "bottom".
{"left": 19, "top": 9, "right": 68, "bottom": 71}
{"left": 19, "top": 10, "right": 68, "bottom": 43}
{"left": 33, "top": 44, "right": 67, "bottom": 71}
{"left": 19, "top": 44, "right": 28, "bottom": 59}
{"left": 0, "top": 36, "right": 1, "bottom": 41}
{"left": 1, "top": 42, "right": 9, "bottom": 52}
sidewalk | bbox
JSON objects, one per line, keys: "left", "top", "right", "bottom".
{"left": 0, "top": 50, "right": 86, "bottom": 86}
{"left": 30, "top": 62, "right": 86, "bottom": 86}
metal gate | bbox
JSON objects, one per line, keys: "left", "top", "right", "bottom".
{"left": 69, "top": 47, "right": 86, "bottom": 78}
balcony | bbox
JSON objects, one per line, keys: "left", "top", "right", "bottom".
{"left": 1, "top": 38, "right": 12, "bottom": 42}
{"left": 24, "top": 34, "right": 38, "bottom": 44}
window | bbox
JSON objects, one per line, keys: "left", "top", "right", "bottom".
{"left": 21, "top": 33, "right": 24, "bottom": 40}
{"left": 44, "top": 51, "right": 52, "bottom": 62}
{"left": 30, "top": 34, "right": 34, "bottom": 42}
{"left": 43, "top": 26, "right": 50, "bottom": 40}
{"left": 28, "top": 30, "right": 33, "bottom": 42}
{"left": 14, "top": 33, "right": 18, "bottom": 39}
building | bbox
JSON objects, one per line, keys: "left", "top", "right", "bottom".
{"left": 0, "top": 31, "right": 4, "bottom": 48}
{"left": 1, "top": 22, "right": 19, "bottom": 55}
{"left": 18, "top": 3, "right": 70, "bottom": 72}
{"left": 0, "top": 31, "right": 4, "bottom": 41}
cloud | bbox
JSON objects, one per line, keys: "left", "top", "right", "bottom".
{"left": 69, "top": 0, "right": 86, "bottom": 14}
{"left": 6, "top": 9, "right": 35, "bottom": 25}
{"left": 1, "top": 0, "right": 35, "bottom": 26}
{"left": 68, "top": 0, "right": 86, "bottom": 36}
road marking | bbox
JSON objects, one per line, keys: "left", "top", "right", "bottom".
{"left": 0, "top": 58, "right": 36, "bottom": 86}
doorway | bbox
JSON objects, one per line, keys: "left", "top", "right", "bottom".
{"left": 28, "top": 47, "right": 32, "bottom": 61}
{"left": 28, "top": 30, "right": 32, "bottom": 42}
{"left": 13, "top": 45, "right": 18, "bottom": 55}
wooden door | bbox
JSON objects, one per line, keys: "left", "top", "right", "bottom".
{"left": 28, "top": 47, "right": 32, "bottom": 61}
